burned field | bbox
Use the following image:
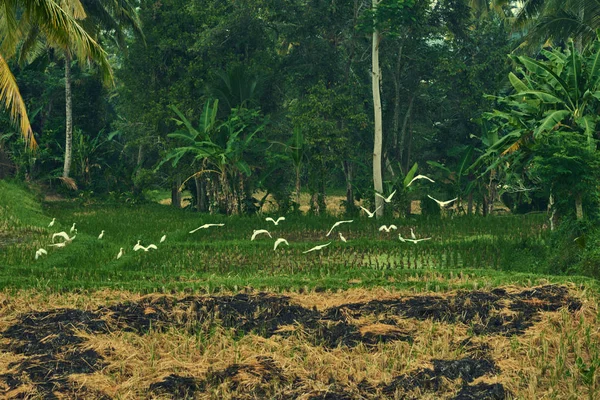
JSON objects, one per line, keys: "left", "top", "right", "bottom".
{"left": 0, "top": 284, "right": 596, "bottom": 399}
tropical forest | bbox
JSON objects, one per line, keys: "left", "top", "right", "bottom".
{"left": 1, "top": 0, "right": 600, "bottom": 398}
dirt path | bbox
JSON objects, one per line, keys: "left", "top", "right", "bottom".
{"left": 0, "top": 285, "right": 594, "bottom": 399}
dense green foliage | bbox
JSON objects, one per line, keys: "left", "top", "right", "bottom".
{"left": 1, "top": 0, "right": 517, "bottom": 217}
{"left": 2, "top": 1, "right": 600, "bottom": 285}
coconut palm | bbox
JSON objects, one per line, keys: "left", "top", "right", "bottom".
{"left": 0, "top": 0, "right": 112, "bottom": 149}
{"left": 60, "top": 0, "right": 143, "bottom": 178}
{"left": 515, "top": 0, "right": 600, "bottom": 49}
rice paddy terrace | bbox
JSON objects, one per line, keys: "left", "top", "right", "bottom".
{"left": 0, "top": 189, "right": 598, "bottom": 399}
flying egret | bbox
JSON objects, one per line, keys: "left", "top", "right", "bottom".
{"left": 251, "top": 230, "right": 272, "bottom": 241}
{"left": 407, "top": 175, "right": 435, "bottom": 187}
{"left": 48, "top": 218, "right": 56, "bottom": 228}
{"left": 274, "top": 238, "right": 289, "bottom": 250}
{"left": 136, "top": 244, "right": 158, "bottom": 252}
{"left": 375, "top": 190, "right": 397, "bottom": 203}
{"left": 117, "top": 248, "right": 124, "bottom": 259}
{"left": 52, "top": 231, "right": 76, "bottom": 243}
{"left": 399, "top": 233, "right": 431, "bottom": 244}
{"left": 339, "top": 232, "right": 347, "bottom": 243}
{"left": 303, "top": 242, "right": 332, "bottom": 254}
{"left": 98, "top": 230, "right": 105, "bottom": 240}
{"left": 160, "top": 235, "right": 167, "bottom": 243}
{"left": 326, "top": 220, "right": 353, "bottom": 236}
{"left": 410, "top": 228, "right": 417, "bottom": 240}
{"left": 35, "top": 248, "right": 47, "bottom": 260}
{"left": 360, "top": 205, "right": 382, "bottom": 218}
{"left": 427, "top": 195, "right": 458, "bottom": 207}
{"left": 189, "top": 224, "right": 225, "bottom": 233}
{"left": 70, "top": 223, "right": 76, "bottom": 234}
{"left": 266, "top": 217, "right": 285, "bottom": 225}
{"left": 379, "top": 225, "right": 398, "bottom": 232}
{"left": 133, "top": 240, "right": 142, "bottom": 251}
{"left": 49, "top": 242, "right": 67, "bottom": 248}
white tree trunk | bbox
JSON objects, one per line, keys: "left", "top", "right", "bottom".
{"left": 372, "top": 0, "right": 384, "bottom": 218}
{"left": 63, "top": 51, "right": 73, "bottom": 178}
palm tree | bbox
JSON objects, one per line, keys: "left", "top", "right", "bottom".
{"left": 515, "top": 0, "right": 600, "bottom": 49}
{"left": 0, "top": 0, "right": 112, "bottom": 149}
{"left": 60, "top": 0, "right": 142, "bottom": 178}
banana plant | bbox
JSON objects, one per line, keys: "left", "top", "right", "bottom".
{"left": 475, "top": 37, "right": 600, "bottom": 220}
{"left": 162, "top": 100, "right": 264, "bottom": 214}
{"left": 481, "top": 39, "right": 600, "bottom": 161}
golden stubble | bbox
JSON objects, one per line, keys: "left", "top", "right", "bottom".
{"left": 0, "top": 284, "right": 596, "bottom": 399}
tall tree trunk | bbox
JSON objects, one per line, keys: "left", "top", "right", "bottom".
{"left": 295, "top": 166, "right": 301, "bottom": 207}
{"left": 62, "top": 51, "right": 73, "bottom": 179}
{"left": 372, "top": 0, "right": 384, "bottom": 218}
{"left": 575, "top": 193, "right": 583, "bottom": 220}
{"left": 171, "top": 175, "right": 181, "bottom": 208}
{"left": 391, "top": 42, "right": 404, "bottom": 166}
{"left": 467, "top": 192, "right": 474, "bottom": 215}
{"left": 194, "top": 175, "right": 202, "bottom": 212}
{"left": 343, "top": 160, "right": 355, "bottom": 214}
{"left": 403, "top": 105, "right": 414, "bottom": 174}
{"left": 133, "top": 144, "right": 144, "bottom": 194}
{"left": 399, "top": 94, "right": 415, "bottom": 173}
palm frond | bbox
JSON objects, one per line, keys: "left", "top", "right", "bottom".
{"left": 0, "top": 52, "right": 36, "bottom": 148}
{"left": 22, "top": 0, "right": 113, "bottom": 84}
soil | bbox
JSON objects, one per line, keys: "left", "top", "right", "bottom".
{"left": 0, "top": 285, "right": 582, "bottom": 399}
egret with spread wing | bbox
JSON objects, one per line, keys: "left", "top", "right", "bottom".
{"left": 427, "top": 195, "right": 458, "bottom": 207}
{"left": 360, "top": 205, "right": 382, "bottom": 218}
{"left": 303, "top": 242, "right": 332, "bottom": 254}
{"left": 274, "top": 238, "right": 289, "bottom": 250}
{"left": 266, "top": 217, "right": 285, "bottom": 225}
{"left": 375, "top": 190, "right": 397, "bottom": 203}
{"left": 252, "top": 230, "right": 272, "bottom": 241}
{"left": 189, "top": 224, "right": 225, "bottom": 233}
{"left": 326, "top": 220, "right": 353, "bottom": 236}
{"left": 407, "top": 175, "right": 435, "bottom": 187}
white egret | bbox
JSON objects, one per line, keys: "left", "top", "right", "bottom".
{"left": 48, "top": 218, "right": 56, "bottom": 227}
{"left": 274, "top": 238, "right": 289, "bottom": 250}
{"left": 407, "top": 175, "right": 435, "bottom": 187}
{"left": 251, "top": 230, "right": 272, "bottom": 241}
{"left": 303, "top": 242, "right": 332, "bottom": 254}
{"left": 326, "top": 220, "right": 353, "bottom": 236}
{"left": 360, "top": 205, "right": 382, "bottom": 218}
{"left": 160, "top": 235, "right": 167, "bottom": 243}
{"left": 136, "top": 244, "right": 157, "bottom": 252}
{"left": 399, "top": 233, "right": 431, "bottom": 244}
{"left": 52, "top": 231, "right": 76, "bottom": 243}
{"left": 427, "top": 195, "right": 458, "bottom": 207}
{"left": 339, "top": 232, "right": 347, "bottom": 243}
{"left": 133, "top": 240, "right": 142, "bottom": 251}
{"left": 379, "top": 225, "right": 398, "bottom": 232}
{"left": 35, "top": 248, "right": 47, "bottom": 260}
{"left": 98, "top": 230, "right": 105, "bottom": 240}
{"left": 410, "top": 228, "right": 417, "bottom": 240}
{"left": 49, "top": 242, "right": 67, "bottom": 248}
{"left": 266, "top": 217, "right": 285, "bottom": 225}
{"left": 117, "top": 248, "right": 124, "bottom": 259}
{"left": 189, "top": 224, "right": 225, "bottom": 233}
{"left": 375, "top": 190, "right": 397, "bottom": 203}
{"left": 70, "top": 223, "right": 76, "bottom": 233}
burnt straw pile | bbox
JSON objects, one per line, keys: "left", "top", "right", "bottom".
{"left": 0, "top": 285, "right": 580, "bottom": 398}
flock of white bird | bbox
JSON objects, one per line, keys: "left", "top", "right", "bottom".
{"left": 34, "top": 175, "right": 458, "bottom": 261}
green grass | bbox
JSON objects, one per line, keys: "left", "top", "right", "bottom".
{"left": 0, "top": 182, "right": 597, "bottom": 293}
